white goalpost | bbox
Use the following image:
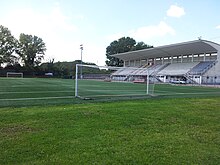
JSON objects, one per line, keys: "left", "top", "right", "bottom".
{"left": 75, "top": 64, "right": 156, "bottom": 99}
{"left": 6, "top": 72, "right": 23, "bottom": 78}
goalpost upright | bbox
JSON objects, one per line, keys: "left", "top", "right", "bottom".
{"left": 75, "top": 64, "right": 79, "bottom": 97}
{"left": 146, "top": 69, "right": 149, "bottom": 95}
{"left": 6, "top": 72, "right": 23, "bottom": 78}
{"left": 74, "top": 64, "right": 155, "bottom": 99}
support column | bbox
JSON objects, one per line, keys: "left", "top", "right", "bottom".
{"left": 217, "top": 52, "right": 220, "bottom": 61}
{"left": 164, "top": 76, "right": 166, "bottom": 83}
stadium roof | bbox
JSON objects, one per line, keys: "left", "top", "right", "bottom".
{"left": 111, "top": 40, "right": 220, "bottom": 61}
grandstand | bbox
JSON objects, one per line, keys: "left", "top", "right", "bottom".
{"left": 111, "top": 39, "right": 220, "bottom": 85}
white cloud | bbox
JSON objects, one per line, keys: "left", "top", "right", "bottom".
{"left": 49, "top": 4, "right": 77, "bottom": 32}
{"left": 216, "top": 25, "right": 220, "bottom": 29}
{"left": 129, "top": 21, "right": 175, "bottom": 41}
{"left": 74, "top": 14, "right": 85, "bottom": 20}
{"left": 0, "top": 4, "right": 77, "bottom": 38}
{"left": 167, "top": 5, "right": 185, "bottom": 18}
{"left": 83, "top": 43, "right": 106, "bottom": 66}
{"left": 106, "top": 33, "right": 124, "bottom": 42}
{"left": 0, "top": 3, "right": 82, "bottom": 63}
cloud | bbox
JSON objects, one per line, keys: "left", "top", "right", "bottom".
{"left": 0, "top": 3, "right": 81, "bottom": 63}
{"left": 129, "top": 21, "right": 175, "bottom": 41}
{"left": 216, "top": 25, "right": 220, "bottom": 29}
{"left": 83, "top": 43, "right": 106, "bottom": 65}
{"left": 106, "top": 33, "right": 124, "bottom": 42}
{"left": 74, "top": 14, "right": 85, "bottom": 20}
{"left": 0, "top": 4, "right": 77, "bottom": 38}
{"left": 167, "top": 5, "right": 185, "bottom": 18}
{"left": 49, "top": 4, "right": 77, "bottom": 32}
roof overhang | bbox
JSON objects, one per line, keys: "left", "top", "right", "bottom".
{"left": 111, "top": 40, "right": 220, "bottom": 61}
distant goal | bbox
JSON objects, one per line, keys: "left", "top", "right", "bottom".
{"left": 75, "top": 64, "right": 156, "bottom": 99}
{"left": 6, "top": 72, "right": 23, "bottom": 78}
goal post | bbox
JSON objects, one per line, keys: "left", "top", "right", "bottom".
{"left": 74, "top": 64, "right": 156, "bottom": 99}
{"left": 6, "top": 72, "right": 23, "bottom": 78}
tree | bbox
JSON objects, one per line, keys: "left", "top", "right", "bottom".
{"left": 132, "top": 41, "right": 153, "bottom": 51}
{"left": 0, "top": 25, "right": 17, "bottom": 66}
{"left": 47, "top": 58, "right": 54, "bottom": 72}
{"left": 106, "top": 37, "right": 136, "bottom": 66}
{"left": 105, "top": 37, "right": 153, "bottom": 66}
{"left": 16, "top": 33, "right": 46, "bottom": 68}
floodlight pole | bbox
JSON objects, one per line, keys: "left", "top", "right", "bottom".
{"left": 80, "top": 44, "right": 83, "bottom": 79}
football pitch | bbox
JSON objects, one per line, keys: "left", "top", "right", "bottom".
{"left": 0, "top": 77, "right": 220, "bottom": 164}
{"left": 0, "top": 77, "right": 220, "bottom": 107}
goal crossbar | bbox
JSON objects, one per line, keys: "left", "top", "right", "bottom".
{"left": 6, "top": 72, "right": 23, "bottom": 78}
{"left": 75, "top": 64, "right": 154, "bottom": 98}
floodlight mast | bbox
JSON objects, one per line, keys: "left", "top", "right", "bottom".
{"left": 80, "top": 44, "right": 83, "bottom": 79}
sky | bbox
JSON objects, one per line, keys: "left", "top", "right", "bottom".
{"left": 1, "top": 0, "right": 220, "bottom": 65}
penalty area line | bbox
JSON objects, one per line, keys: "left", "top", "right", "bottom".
{"left": 0, "top": 96, "right": 74, "bottom": 101}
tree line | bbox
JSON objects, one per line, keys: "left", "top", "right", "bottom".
{"left": 0, "top": 25, "right": 46, "bottom": 69}
{"left": 1, "top": 24, "right": 152, "bottom": 78}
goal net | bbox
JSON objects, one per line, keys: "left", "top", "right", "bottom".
{"left": 75, "top": 64, "right": 156, "bottom": 99}
{"left": 6, "top": 72, "right": 23, "bottom": 78}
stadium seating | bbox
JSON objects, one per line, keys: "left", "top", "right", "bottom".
{"left": 158, "top": 62, "right": 199, "bottom": 75}
{"left": 188, "top": 61, "right": 216, "bottom": 75}
{"left": 111, "top": 60, "right": 217, "bottom": 84}
{"left": 112, "top": 63, "right": 170, "bottom": 77}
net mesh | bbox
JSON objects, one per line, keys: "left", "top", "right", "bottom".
{"left": 6, "top": 72, "right": 23, "bottom": 78}
{"left": 75, "top": 64, "right": 156, "bottom": 99}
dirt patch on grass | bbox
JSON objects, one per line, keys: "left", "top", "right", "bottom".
{"left": 0, "top": 124, "right": 40, "bottom": 138}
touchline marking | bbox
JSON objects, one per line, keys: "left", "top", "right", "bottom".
{"left": 0, "top": 96, "right": 74, "bottom": 101}
{"left": 0, "top": 91, "right": 74, "bottom": 94}
{"left": 157, "top": 91, "right": 220, "bottom": 95}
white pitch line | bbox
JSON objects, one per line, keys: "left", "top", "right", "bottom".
{"left": 0, "top": 91, "right": 73, "bottom": 94}
{"left": 0, "top": 85, "right": 74, "bottom": 88}
{"left": 0, "top": 96, "right": 74, "bottom": 101}
{"left": 157, "top": 91, "right": 220, "bottom": 95}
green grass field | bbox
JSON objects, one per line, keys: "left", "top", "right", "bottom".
{"left": 0, "top": 78, "right": 220, "bottom": 164}
{"left": 1, "top": 77, "right": 220, "bottom": 107}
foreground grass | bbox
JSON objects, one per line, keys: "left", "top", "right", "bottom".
{"left": 0, "top": 97, "right": 220, "bottom": 164}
